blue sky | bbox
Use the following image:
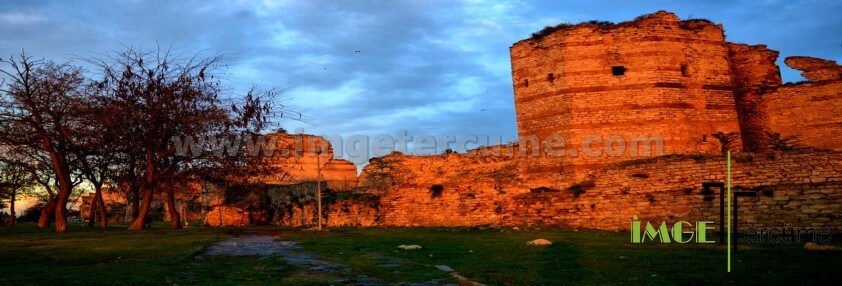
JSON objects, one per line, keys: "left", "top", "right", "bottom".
{"left": 1, "top": 0, "right": 840, "bottom": 164}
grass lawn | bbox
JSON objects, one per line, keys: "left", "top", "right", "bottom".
{"left": 1, "top": 224, "right": 839, "bottom": 285}
{"left": 0, "top": 223, "right": 227, "bottom": 285}
{"left": 281, "top": 227, "right": 842, "bottom": 285}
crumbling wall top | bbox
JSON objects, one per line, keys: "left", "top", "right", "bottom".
{"left": 784, "top": 56, "right": 842, "bottom": 83}
{"left": 519, "top": 10, "right": 721, "bottom": 44}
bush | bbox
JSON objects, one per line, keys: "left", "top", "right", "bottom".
{"left": 711, "top": 131, "right": 740, "bottom": 154}
{"left": 17, "top": 201, "right": 46, "bottom": 223}
{"left": 566, "top": 180, "right": 596, "bottom": 198}
{"left": 764, "top": 132, "right": 805, "bottom": 151}
{"left": 531, "top": 23, "right": 573, "bottom": 40}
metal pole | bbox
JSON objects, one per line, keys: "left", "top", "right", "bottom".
{"left": 703, "top": 182, "right": 726, "bottom": 244}
{"left": 317, "top": 146, "right": 323, "bottom": 230}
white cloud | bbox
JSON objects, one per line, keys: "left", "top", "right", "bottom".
{"left": 0, "top": 12, "right": 44, "bottom": 25}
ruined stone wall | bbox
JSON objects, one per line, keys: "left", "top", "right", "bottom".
{"left": 209, "top": 148, "right": 841, "bottom": 232}
{"left": 753, "top": 56, "right": 842, "bottom": 151}
{"left": 507, "top": 151, "right": 842, "bottom": 232}
{"left": 204, "top": 198, "right": 377, "bottom": 227}
{"left": 510, "top": 11, "right": 742, "bottom": 187}
{"left": 203, "top": 12, "right": 842, "bottom": 232}
{"left": 260, "top": 133, "right": 358, "bottom": 190}
{"left": 726, "top": 43, "right": 782, "bottom": 151}
{"left": 785, "top": 57, "right": 842, "bottom": 83}
{"left": 373, "top": 151, "right": 841, "bottom": 232}
{"left": 759, "top": 81, "right": 842, "bottom": 151}
{"left": 368, "top": 150, "right": 522, "bottom": 226}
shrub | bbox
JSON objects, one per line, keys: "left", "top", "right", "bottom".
{"left": 529, "top": 187, "right": 562, "bottom": 193}
{"left": 763, "top": 132, "right": 805, "bottom": 151}
{"left": 711, "top": 131, "right": 740, "bottom": 154}
{"left": 531, "top": 23, "right": 573, "bottom": 40}
{"left": 17, "top": 201, "right": 46, "bottom": 223}
{"left": 566, "top": 180, "right": 595, "bottom": 198}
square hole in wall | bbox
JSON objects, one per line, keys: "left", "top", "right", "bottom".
{"left": 611, "top": 66, "right": 626, "bottom": 76}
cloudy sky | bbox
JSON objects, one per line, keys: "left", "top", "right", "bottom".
{"left": 2, "top": 0, "right": 840, "bottom": 164}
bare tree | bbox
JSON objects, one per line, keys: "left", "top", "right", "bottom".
{"left": 0, "top": 54, "right": 85, "bottom": 232}
{"left": 87, "top": 47, "right": 288, "bottom": 229}
{"left": 0, "top": 155, "right": 35, "bottom": 226}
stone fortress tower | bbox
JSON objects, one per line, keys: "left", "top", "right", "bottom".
{"left": 510, "top": 11, "right": 842, "bottom": 187}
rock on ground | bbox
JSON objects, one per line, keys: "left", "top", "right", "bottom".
{"left": 805, "top": 242, "right": 838, "bottom": 251}
{"left": 526, "top": 239, "right": 552, "bottom": 246}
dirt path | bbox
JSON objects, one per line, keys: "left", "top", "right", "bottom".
{"left": 197, "top": 235, "right": 457, "bottom": 286}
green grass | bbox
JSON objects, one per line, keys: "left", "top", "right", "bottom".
{"left": 1, "top": 224, "right": 840, "bottom": 285}
{"left": 0, "top": 223, "right": 227, "bottom": 285}
{"left": 281, "top": 227, "right": 842, "bottom": 286}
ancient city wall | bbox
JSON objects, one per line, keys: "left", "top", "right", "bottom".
{"left": 203, "top": 11, "right": 842, "bottom": 234}
{"left": 507, "top": 151, "right": 841, "bottom": 232}
{"left": 206, "top": 147, "right": 841, "bottom": 233}
{"left": 758, "top": 57, "right": 842, "bottom": 151}
{"left": 260, "top": 133, "right": 358, "bottom": 190}
{"left": 375, "top": 150, "right": 841, "bottom": 232}
{"left": 205, "top": 195, "right": 378, "bottom": 227}
{"left": 510, "top": 11, "right": 743, "bottom": 187}
{"left": 760, "top": 81, "right": 842, "bottom": 151}
{"left": 726, "top": 43, "right": 782, "bottom": 151}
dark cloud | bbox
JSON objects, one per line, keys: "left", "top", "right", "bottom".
{"left": 2, "top": 0, "right": 839, "bottom": 164}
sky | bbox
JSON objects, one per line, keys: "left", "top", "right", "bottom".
{"left": 1, "top": 0, "right": 840, "bottom": 166}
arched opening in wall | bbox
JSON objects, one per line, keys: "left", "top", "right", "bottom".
{"left": 612, "top": 66, "right": 626, "bottom": 76}
{"left": 681, "top": 64, "right": 689, "bottom": 77}
{"left": 547, "top": 73, "right": 555, "bottom": 83}
{"left": 524, "top": 78, "right": 529, "bottom": 87}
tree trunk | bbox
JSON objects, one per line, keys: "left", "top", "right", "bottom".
{"left": 165, "top": 181, "right": 181, "bottom": 229}
{"left": 131, "top": 185, "right": 140, "bottom": 221}
{"left": 38, "top": 196, "right": 56, "bottom": 228}
{"left": 9, "top": 190, "right": 16, "bottom": 226}
{"left": 54, "top": 181, "right": 73, "bottom": 233}
{"left": 128, "top": 185, "right": 155, "bottom": 230}
{"left": 180, "top": 201, "right": 189, "bottom": 227}
{"left": 97, "top": 190, "right": 107, "bottom": 228}
{"left": 87, "top": 189, "right": 102, "bottom": 227}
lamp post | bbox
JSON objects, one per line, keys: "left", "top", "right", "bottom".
{"left": 316, "top": 146, "right": 323, "bottom": 230}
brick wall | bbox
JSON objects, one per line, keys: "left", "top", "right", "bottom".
{"left": 507, "top": 151, "right": 841, "bottom": 232}
{"left": 759, "top": 68, "right": 842, "bottom": 151}
{"left": 374, "top": 150, "right": 842, "bottom": 232}
{"left": 727, "top": 43, "right": 782, "bottom": 151}
{"left": 261, "top": 133, "right": 358, "bottom": 190}
{"left": 510, "top": 11, "right": 743, "bottom": 186}
{"left": 205, "top": 198, "right": 378, "bottom": 227}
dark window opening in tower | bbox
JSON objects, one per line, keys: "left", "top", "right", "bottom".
{"left": 612, "top": 66, "right": 626, "bottom": 76}
{"left": 681, "top": 64, "right": 689, "bottom": 77}
{"left": 547, "top": 73, "right": 555, "bottom": 82}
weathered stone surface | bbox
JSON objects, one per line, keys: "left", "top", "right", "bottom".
{"left": 511, "top": 11, "right": 742, "bottom": 184}
{"left": 785, "top": 56, "right": 842, "bottom": 82}
{"left": 261, "top": 132, "right": 358, "bottom": 190}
